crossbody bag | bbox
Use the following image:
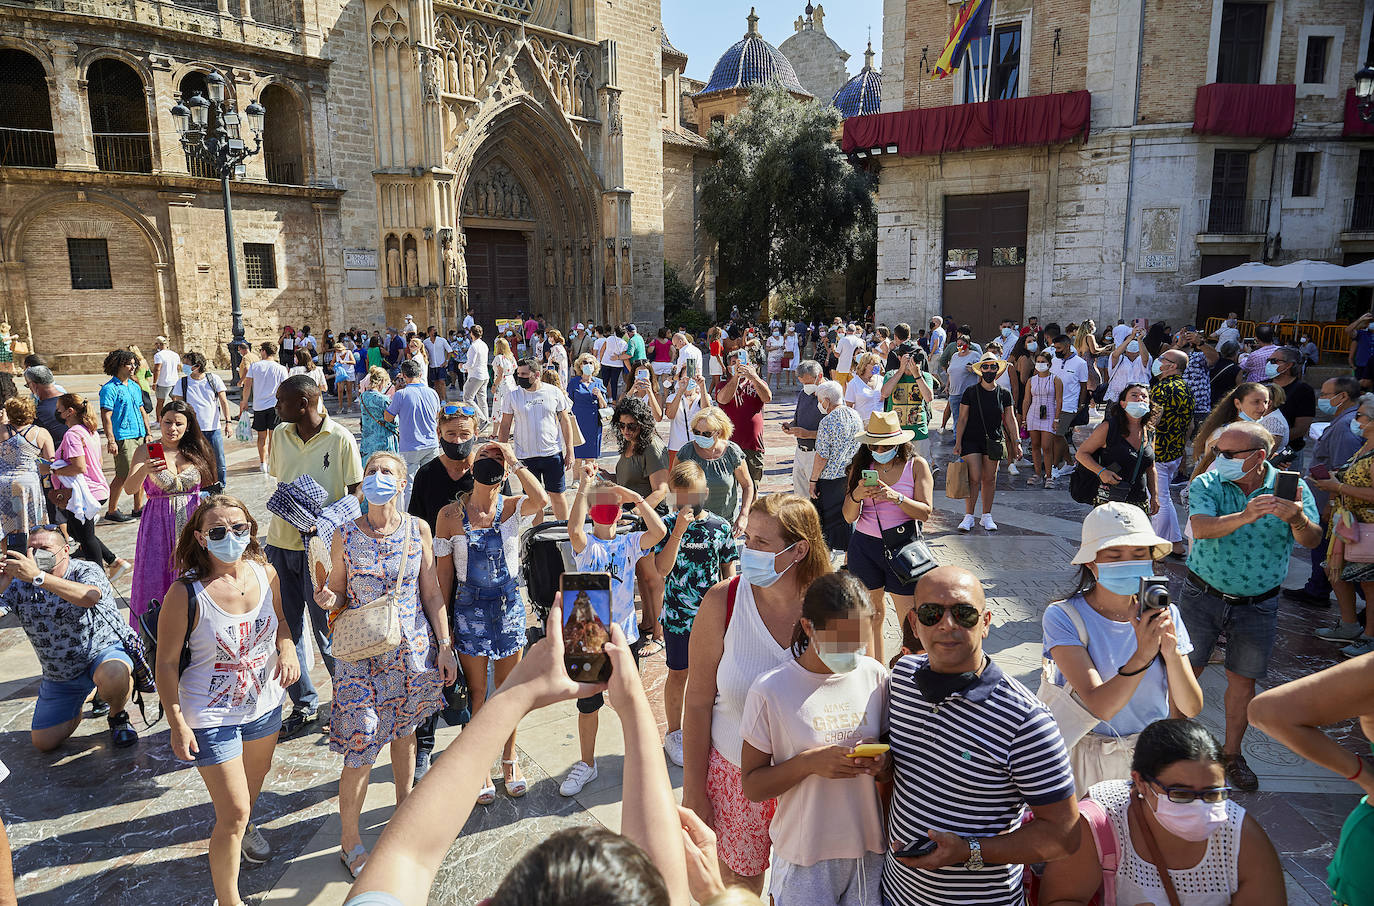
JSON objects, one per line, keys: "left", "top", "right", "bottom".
{"left": 330, "top": 520, "right": 411, "bottom": 663}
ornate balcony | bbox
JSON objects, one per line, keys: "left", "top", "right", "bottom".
{"left": 841, "top": 90, "right": 1092, "bottom": 158}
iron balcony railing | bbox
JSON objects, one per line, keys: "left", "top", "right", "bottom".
{"left": 93, "top": 132, "right": 153, "bottom": 173}
{"left": 1199, "top": 197, "right": 1270, "bottom": 235}
{"left": 0, "top": 127, "right": 57, "bottom": 167}
{"left": 1346, "top": 197, "right": 1374, "bottom": 233}
{"left": 265, "top": 157, "right": 300, "bottom": 185}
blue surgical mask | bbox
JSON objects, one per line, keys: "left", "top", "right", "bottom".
{"left": 1126, "top": 341, "right": 1140, "bottom": 354}
{"left": 1264, "top": 362, "right": 1281, "bottom": 379}
{"left": 1093, "top": 559, "right": 1154, "bottom": 597}
{"left": 692, "top": 433, "right": 715, "bottom": 449}
{"left": 1237, "top": 410, "right": 1257, "bottom": 422}
{"left": 740, "top": 542, "right": 798, "bottom": 588}
{"left": 1353, "top": 418, "right": 1366, "bottom": 439}
{"left": 1213, "top": 454, "right": 1251, "bottom": 482}
{"left": 207, "top": 531, "right": 251, "bottom": 564}
{"left": 1124, "top": 401, "right": 1151, "bottom": 420}
{"left": 1318, "top": 397, "right": 1337, "bottom": 415}
{"left": 815, "top": 641, "right": 866, "bottom": 674}
{"left": 1026, "top": 342, "right": 1039, "bottom": 353}
{"left": 581, "top": 363, "right": 594, "bottom": 376}
{"left": 870, "top": 447, "right": 899, "bottom": 464}
{"left": 362, "top": 471, "right": 399, "bottom": 505}
{"left": 1150, "top": 359, "right": 1163, "bottom": 377}
{"left": 183, "top": 363, "right": 193, "bottom": 377}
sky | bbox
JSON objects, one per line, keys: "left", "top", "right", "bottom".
{"left": 661, "top": 0, "right": 885, "bottom": 84}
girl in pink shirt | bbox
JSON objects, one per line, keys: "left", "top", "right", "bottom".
{"left": 52, "top": 393, "right": 127, "bottom": 579}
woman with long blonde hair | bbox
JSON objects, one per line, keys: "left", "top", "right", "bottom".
{"left": 491, "top": 336, "right": 516, "bottom": 417}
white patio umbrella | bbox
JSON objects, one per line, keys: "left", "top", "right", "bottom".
{"left": 1337, "top": 259, "right": 1374, "bottom": 285}
{"left": 1184, "top": 262, "right": 1276, "bottom": 287}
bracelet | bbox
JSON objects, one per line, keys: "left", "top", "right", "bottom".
{"left": 437, "top": 637, "right": 452, "bottom": 647}
{"left": 1117, "top": 659, "right": 1153, "bottom": 677}
{"left": 1348, "top": 757, "right": 1365, "bottom": 782}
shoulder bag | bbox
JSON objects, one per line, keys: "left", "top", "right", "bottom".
{"left": 1129, "top": 795, "right": 1184, "bottom": 906}
{"left": 1070, "top": 421, "right": 1145, "bottom": 506}
{"left": 1035, "top": 598, "right": 1101, "bottom": 749}
{"left": 873, "top": 481, "right": 938, "bottom": 586}
{"left": 330, "top": 520, "right": 411, "bottom": 663}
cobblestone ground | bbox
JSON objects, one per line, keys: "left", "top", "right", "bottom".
{"left": 0, "top": 374, "right": 1360, "bottom": 905}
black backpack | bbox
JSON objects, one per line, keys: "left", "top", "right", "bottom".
{"left": 137, "top": 578, "right": 199, "bottom": 677}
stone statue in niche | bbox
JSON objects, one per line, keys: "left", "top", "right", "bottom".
{"left": 420, "top": 47, "right": 441, "bottom": 103}
{"left": 454, "top": 232, "right": 467, "bottom": 288}
{"left": 446, "top": 52, "right": 458, "bottom": 93}
{"left": 605, "top": 244, "right": 617, "bottom": 286}
{"left": 461, "top": 52, "right": 475, "bottom": 95}
{"left": 581, "top": 239, "right": 593, "bottom": 286}
{"left": 404, "top": 247, "right": 419, "bottom": 286}
{"left": 544, "top": 244, "right": 556, "bottom": 286}
{"left": 622, "top": 287, "right": 633, "bottom": 322}
{"left": 563, "top": 242, "right": 575, "bottom": 287}
{"left": 476, "top": 53, "right": 488, "bottom": 89}
{"left": 620, "top": 244, "right": 631, "bottom": 285}
{"left": 462, "top": 161, "right": 532, "bottom": 220}
{"left": 386, "top": 246, "right": 402, "bottom": 287}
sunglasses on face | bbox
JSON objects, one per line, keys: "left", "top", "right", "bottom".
{"left": 617, "top": 421, "right": 641, "bottom": 431}
{"left": 1145, "top": 776, "right": 1231, "bottom": 804}
{"left": 206, "top": 524, "right": 251, "bottom": 541}
{"left": 1215, "top": 447, "right": 1262, "bottom": 460}
{"left": 915, "top": 602, "right": 982, "bottom": 628}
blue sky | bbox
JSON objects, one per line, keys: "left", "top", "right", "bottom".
{"left": 662, "top": 0, "right": 885, "bottom": 83}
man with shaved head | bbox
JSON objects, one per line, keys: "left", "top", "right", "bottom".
{"left": 1149, "top": 348, "right": 1193, "bottom": 554}
{"left": 1182, "top": 421, "right": 1321, "bottom": 791}
{"left": 881, "top": 565, "right": 1079, "bottom": 906}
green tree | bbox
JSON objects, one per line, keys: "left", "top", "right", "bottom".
{"left": 701, "top": 83, "right": 876, "bottom": 318}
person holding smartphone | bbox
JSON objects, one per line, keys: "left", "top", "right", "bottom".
{"left": 739, "top": 572, "right": 889, "bottom": 906}
{"left": 1310, "top": 393, "right": 1374, "bottom": 658}
{"left": 716, "top": 351, "right": 772, "bottom": 486}
{"left": 1043, "top": 503, "right": 1203, "bottom": 794}
{"left": 560, "top": 468, "right": 666, "bottom": 797}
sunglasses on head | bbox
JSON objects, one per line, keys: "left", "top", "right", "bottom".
{"left": 443, "top": 403, "right": 477, "bottom": 417}
{"left": 1145, "top": 776, "right": 1231, "bottom": 804}
{"left": 206, "top": 524, "right": 251, "bottom": 541}
{"left": 915, "top": 602, "right": 982, "bottom": 628}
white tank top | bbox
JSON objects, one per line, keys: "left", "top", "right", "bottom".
{"left": 711, "top": 579, "right": 794, "bottom": 765}
{"left": 1106, "top": 353, "right": 1151, "bottom": 401}
{"left": 178, "top": 562, "right": 286, "bottom": 730}
{"left": 1092, "top": 779, "right": 1244, "bottom": 905}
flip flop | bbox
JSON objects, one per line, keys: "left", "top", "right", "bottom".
{"left": 340, "top": 844, "right": 367, "bottom": 878}
{"left": 638, "top": 638, "right": 665, "bottom": 658}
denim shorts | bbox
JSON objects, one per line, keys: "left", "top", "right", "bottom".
{"left": 190, "top": 706, "right": 283, "bottom": 766}
{"left": 1178, "top": 580, "right": 1279, "bottom": 679}
{"left": 32, "top": 644, "right": 133, "bottom": 730}
{"left": 523, "top": 453, "right": 567, "bottom": 494}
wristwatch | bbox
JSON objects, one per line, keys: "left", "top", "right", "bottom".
{"left": 964, "top": 837, "right": 983, "bottom": 870}
{"left": 32, "top": 573, "right": 44, "bottom": 587}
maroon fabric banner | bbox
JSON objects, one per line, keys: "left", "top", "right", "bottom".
{"left": 1191, "top": 83, "right": 1295, "bottom": 138}
{"left": 1344, "top": 87, "right": 1374, "bottom": 137}
{"left": 842, "top": 90, "right": 1092, "bottom": 157}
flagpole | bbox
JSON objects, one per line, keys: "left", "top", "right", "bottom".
{"left": 982, "top": 0, "right": 998, "bottom": 102}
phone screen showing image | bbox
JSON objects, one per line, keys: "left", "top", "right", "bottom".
{"left": 561, "top": 572, "right": 614, "bottom": 683}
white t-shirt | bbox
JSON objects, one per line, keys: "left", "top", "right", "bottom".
{"left": 153, "top": 349, "right": 181, "bottom": 387}
{"left": 462, "top": 314, "right": 475, "bottom": 330}
{"left": 666, "top": 386, "right": 704, "bottom": 452}
{"left": 424, "top": 336, "right": 451, "bottom": 368}
{"left": 1111, "top": 323, "right": 1134, "bottom": 348}
{"left": 599, "top": 335, "right": 628, "bottom": 368}
{"left": 739, "top": 657, "right": 889, "bottom": 865}
{"left": 784, "top": 334, "right": 799, "bottom": 357}
{"left": 246, "top": 359, "right": 288, "bottom": 411}
{"left": 1050, "top": 352, "right": 1090, "bottom": 413}
{"left": 675, "top": 342, "right": 703, "bottom": 377}
{"left": 845, "top": 376, "right": 884, "bottom": 423}
{"left": 1214, "top": 321, "right": 1241, "bottom": 348}
{"left": 501, "top": 385, "right": 570, "bottom": 459}
{"left": 173, "top": 373, "right": 226, "bottom": 432}
{"left": 835, "top": 334, "right": 863, "bottom": 372}
{"left": 466, "top": 338, "right": 489, "bottom": 377}
{"left": 928, "top": 326, "right": 947, "bottom": 356}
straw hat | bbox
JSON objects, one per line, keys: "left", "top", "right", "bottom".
{"left": 1070, "top": 502, "right": 1172, "bottom": 565}
{"left": 855, "top": 411, "right": 916, "bottom": 446}
{"left": 974, "top": 351, "right": 1008, "bottom": 379}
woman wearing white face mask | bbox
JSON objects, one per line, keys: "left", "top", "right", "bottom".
{"left": 766, "top": 328, "right": 785, "bottom": 390}
{"left": 1043, "top": 503, "right": 1203, "bottom": 795}
{"left": 682, "top": 494, "right": 833, "bottom": 896}
{"left": 568, "top": 352, "right": 610, "bottom": 474}
{"left": 665, "top": 371, "right": 706, "bottom": 469}
{"left": 1039, "top": 717, "right": 1285, "bottom": 905}
{"left": 1075, "top": 383, "right": 1159, "bottom": 510}
{"left": 1105, "top": 326, "right": 1152, "bottom": 403}
{"left": 157, "top": 497, "right": 299, "bottom": 906}
{"left": 739, "top": 571, "right": 888, "bottom": 906}
{"left": 316, "top": 451, "right": 457, "bottom": 879}
{"left": 1022, "top": 350, "right": 1063, "bottom": 486}
{"left": 843, "top": 352, "right": 885, "bottom": 423}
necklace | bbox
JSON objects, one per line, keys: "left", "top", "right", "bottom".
{"left": 367, "top": 510, "right": 401, "bottom": 536}
{"left": 222, "top": 567, "right": 249, "bottom": 598}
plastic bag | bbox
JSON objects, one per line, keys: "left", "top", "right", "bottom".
{"left": 235, "top": 416, "right": 252, "bottom": 443}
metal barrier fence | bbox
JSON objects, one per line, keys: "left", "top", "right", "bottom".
{"left": 1202, "top": 317, "right": 1352, "bottom": 355}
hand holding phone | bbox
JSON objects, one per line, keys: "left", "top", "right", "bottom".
{"left": 147, "top": 441, "right": 165, "bottom": 466}
{"left": 862, "top": 469, "right": 879, "bottom": 487}
{"left": 893, "top": 837, "right": 938, "bottom": 860}
{"left": 1274, "top": 470, "right": 1300, "bottom": 501}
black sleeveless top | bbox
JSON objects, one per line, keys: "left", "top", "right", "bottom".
{"left": 1096, "top": 417, "right": 1154, "bottom": 505}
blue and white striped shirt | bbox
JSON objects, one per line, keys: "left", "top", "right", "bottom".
{"left": 882, "top": 654, "right": 1075, "bottom": 906}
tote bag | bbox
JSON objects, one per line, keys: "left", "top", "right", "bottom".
{"left": 1036, "top": 599, "right": 1101, "bottom": 749}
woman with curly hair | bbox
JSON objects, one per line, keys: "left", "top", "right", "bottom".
{"left": 612, "top": 395, "right": 670, "bottom": 650}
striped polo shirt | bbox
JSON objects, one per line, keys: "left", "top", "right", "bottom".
{"left": 882, "top": 654, "right": 1075, "bottom": 906}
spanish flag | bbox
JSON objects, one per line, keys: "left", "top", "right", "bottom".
{"left": 932, "top": 0, "right": 991, "bottom": 79}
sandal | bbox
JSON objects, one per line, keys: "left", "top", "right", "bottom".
{"left": 638, "top": 637, "right": 665, "bottom": 658}
{"left": 340, "top": 844, "right": 367, "bottom": 878}
{"left": 503, "top": 759, "right": 528, "bottom": 798}
{"left": 477, "top": 779, "right": 497, "bottom": 805}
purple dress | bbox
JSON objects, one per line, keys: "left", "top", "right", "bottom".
{"left": 129, "top": 465, "right": 201, "bottom": 627}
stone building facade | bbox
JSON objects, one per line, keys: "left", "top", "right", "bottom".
{"left": 661, "top": 32, "right": 715, "bottom": 312}
{"left": 864, "top": 0, "right": 1374, "bottom": 338}
{"left": 777, "top": 4, "right": 850, "bottom": 104}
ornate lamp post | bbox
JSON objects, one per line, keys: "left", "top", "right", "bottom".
{"left": 169, "top": 71, "right": 265, "bottom": 344}
{"left": 1355, "top": 62, "right": 1374, "bottom": 124}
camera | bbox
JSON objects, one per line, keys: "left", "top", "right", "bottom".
{"left": 1139, "top": 576, "right": 1169, "bottom": 614}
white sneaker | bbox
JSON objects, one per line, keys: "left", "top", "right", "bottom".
{"left": 664, "top": 729, "right": 685, "bottom": 767}
{"left": 980, "top": 514, "right": 998, "bottom": 532}
{"left": 1008, "top": 462, "right": 1020, "bottom": 476}
{"left": 957, "top": 515, "right": 976, "bottom": 532}
{"left": 258, "top": 462, "right": 269, "bottom": 473}
{"left": 559, "top": 760, "right": 597, "bottom": 796}
{"left": 1053, "top": 464, "right": 1075, "bottom": 479}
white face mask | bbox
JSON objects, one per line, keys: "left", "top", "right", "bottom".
{"left": 1151, "top": 792, "right": 1229, "bottom": 842}
{"left": 802, "top": 382, "right": 817, "bottom": 395}
{"left": 1034, "top": 362, "right": 1049, "bottom": 373}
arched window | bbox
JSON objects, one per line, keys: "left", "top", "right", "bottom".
{"left": 178, "top": 71, "right": 217, "bottom": 178}
{"left": 261, "top": 84, "right": 304, "bottom": 185}
{"left": 88, "top": 59, "right": 151, "bottom": 173}
{"left": 0, "top": 49, "right": 56, "bottom": 167}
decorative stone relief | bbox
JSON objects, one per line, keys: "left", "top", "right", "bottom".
{"left": 462, "top": 160, "right": 532, "bottom": 219}
{"left": 371, "top": 5, "right": 409, "bottom": 46}
{"left": 434, "top": 12, "right": 595, "bottom": 120}
{"left": 1138, "top": 207, "right": 1180, "bottom": 273}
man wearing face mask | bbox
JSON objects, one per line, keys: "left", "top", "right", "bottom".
{"left": 1049, "top": 334, "right": 1090, "bottom": 478}
{"left": 1266, "top": 346, "right": 1315, "bottom": 452}
{"left": 1239, "top": 324, "right": 1279, "bottom": 383}
{"left": 267, "top": 376, "right": 364, "bottom": 738}
{"left": 884, "top": 566, "right": 1079, "bottom": 906}
{"left": 498, "top": 358, "right": 575, "bottom": 522}
{"left": 1149, "top": 350, "right": 1193, "bottom": 554}
{"left": 783, "top": 361, "right": 824, "bottom": 498}
{"left": 0, "top": 525, "right": 140, "bottom": 750}
{"left": 407, "top": 408, "right": 478, "bottom": 535}
{"left": 1182, "top": 421, "right": 1321, "bottom": 790}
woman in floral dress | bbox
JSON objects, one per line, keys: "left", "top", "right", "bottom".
{"left": 0, "top": 397, "right": 54, "bottom": 539}
{"left": 318, "top": 451, "right": 456, "bottom": 878}
{"left": 358, "top": 367, "right": 399, "bottom": 461}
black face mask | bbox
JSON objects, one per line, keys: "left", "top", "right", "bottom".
{"left": 441, "top": 437, "right": 474, "bottom": 461}
{"left": 516, "top": 375, "right": 535, "bottom": 389}
{"left": 472, "top": 457, "right": 506, "bottom": 486}
{"left": 913, "top": 655, "right": 988, "bottom": 704}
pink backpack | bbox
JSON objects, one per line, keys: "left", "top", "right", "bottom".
{"left": 1022, "top": 796, "right": 1118, "bottom": 906}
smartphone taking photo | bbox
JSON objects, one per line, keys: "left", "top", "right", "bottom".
{"left": 560, "top": 572, "right": 614, "bottom": 683}
{"left": 1274, "top": 470, "right": 1300, "bottom": 501}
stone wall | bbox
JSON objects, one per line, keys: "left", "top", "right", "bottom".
{"left": 778, "top": 23, "right": 849, "bottom": 103}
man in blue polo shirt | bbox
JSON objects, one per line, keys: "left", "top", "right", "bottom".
{"left": 97, "top": 348, "right": 149, "bottom": 522}
{"left": 884, "top": 565, "right": 1078, "bottom": 906}
{"left": 386, "top": 360, "right": 440, "bottom": 509}
{"left": 1183, "top": 421, "right": 1321, "bottom": 791}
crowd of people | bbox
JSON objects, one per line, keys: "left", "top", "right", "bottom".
{"left": 4, "top": 307, "right": 1374, "bottom": 906}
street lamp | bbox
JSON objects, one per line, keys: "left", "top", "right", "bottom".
{"left": 1355, "top": 61, "right": 1374, "bottom": 123}
{"left": 170, "top": 77, "right": 265, "bottom": 346}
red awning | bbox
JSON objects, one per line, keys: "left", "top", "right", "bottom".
{"left": 1192, "top": 83, "right": 1295, "bottom": 138}
{"left": 1344, "top": 87, "right": 1374, "bottom": 137}
{"left": 841, "top": 90, "right": 1092, "bottom": 157}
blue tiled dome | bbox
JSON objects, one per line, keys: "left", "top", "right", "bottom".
{"left": 698, "top": 8, "right": 810, "bottom": 97}
{"left": 832, "top": 42, "right": 881, "bottom": 118}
